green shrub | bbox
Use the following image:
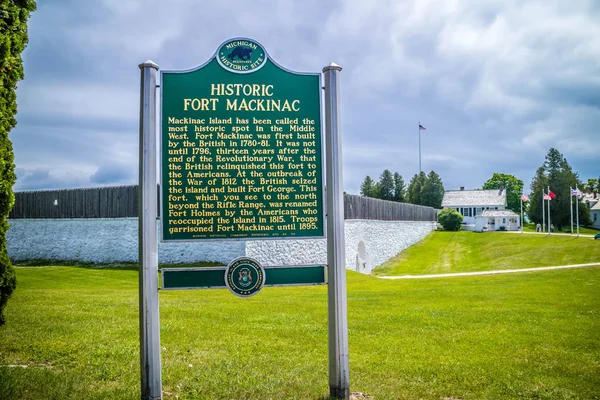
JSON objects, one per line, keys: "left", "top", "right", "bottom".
{"left": 499, "top": 226, "right": 506, "bottom": 231}
{"left": 0, "top": 0, "right": 37, "bottom": 325}
{"left": 437, "top": 208, "right": 463, "bottom": 231}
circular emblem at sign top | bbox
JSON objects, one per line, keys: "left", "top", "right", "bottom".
{"left": 216, "top": 38, "right": 267, "bottom": 74}
{"left": 225, "top": 257, "right": 265, "bottom": 297}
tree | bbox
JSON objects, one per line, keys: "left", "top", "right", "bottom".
{"left": 421, "top": 171, "right": 444, "bottom": 208}
{"left": 528, "top": 167, "right": 548, "bottom": 226}
{"left": 360, "top": 176, "right": 376, "bottom": 197}
{"left": 377, "top": 169, "right": 395, "bottom": 201}
{"left": 482, "top": 173, "right": 524, "bottom": 213}
{"left": 438, "top": 208, "right": 463, "bottom": 231}
{"left": 393, "top": 172, "right": 405, "bottom": 202}
{"left": 0, "top": 0, "right": 37, "bottom": 325}
{"left": 405, "top": 171, "right": 445, "bottom": 207}
{"left": 550, "top": 153, "right": 579, "bottom": 231}
{"left": 583, "top": 178, "right": 598, "bottom": 193}
{"left": 528, "top": 148, "right": 580, "bottom": 230}
{"left": 360, "top": 169, "right": 435, "bottom": 204}
{"left": 577, "top": 197, "right": 592, "bottom": 227}
{"left": 406, "top": 172, "right": 427, "bottom": 205}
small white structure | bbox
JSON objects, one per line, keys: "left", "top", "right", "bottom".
{"left": 474, "top": 210, "right": 520, "bottom": 232}
{"left": 442, "top": 187, "right": 521, "bottom": 232}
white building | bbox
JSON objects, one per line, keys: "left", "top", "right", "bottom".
{"left": 582, "top": 191, "right": 600, "bottom": 229}
{"left": 590, "top": 200, "right": 600, "bottom": 229}
{"left": 441, "top": 188, "right": 521, "bottom": 231}
{"left": 582, "top": 191, "right": 598, "bottom": 209}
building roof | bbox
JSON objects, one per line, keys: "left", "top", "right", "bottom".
{"left": 477, "top": 210, "right": 520, "bottom": 217}
{"left": 591, "top": 201, "right": 600, "bottom": 211}
{"left": 442, "top": 189, "right": 506, "bottom": 207}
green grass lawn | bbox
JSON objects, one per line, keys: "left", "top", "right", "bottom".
{"left": 1, "top": 265, "right": 599, "bottom": 399}
{"left": 374, "top": 231, "right": 600, "bottom": 276}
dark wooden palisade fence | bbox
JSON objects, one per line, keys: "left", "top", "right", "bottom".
{"left": 9, "top": 185, "right": 140, "bottom": 219}
{"left": 343, "top": 194, "right": 435, "bottom": 221}
{"left": 10, "top": 186, "right": 436, "bottom": 222}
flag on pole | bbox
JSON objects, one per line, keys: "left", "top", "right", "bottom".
{"left": 543, "top": 194, "right": 551, "bottom": 200}
{"left": 571, "top": 189, "right": 578, "bottom": 196}
{"left": 521, "top": 193, "right": 529, "bottom": 202}
{"left": 548, "top": 190, "right": 556, "bottom": 199}
{"left": 419, "top": 124, "right": 426, "bottom": 130}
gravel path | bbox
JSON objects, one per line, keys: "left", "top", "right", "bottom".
{"left": 378, "top": 262, "right": 600, "bottom": 279}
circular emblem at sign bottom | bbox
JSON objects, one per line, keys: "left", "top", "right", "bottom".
{"left": 225, "top": 257, "right": 265, "bottom": 297}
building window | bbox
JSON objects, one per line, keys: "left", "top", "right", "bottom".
{"left": 594, "top": 214, "right": 597, "bottom": 222}
{"left": 476, "top": 207, "right": 482, "bottom": 215}
{"left": 502, "top": 218, "right": 506, "bottom": 224}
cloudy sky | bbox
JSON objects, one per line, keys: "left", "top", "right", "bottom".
{"left": 13, "top": 0, "right": 600, "bottom": 194}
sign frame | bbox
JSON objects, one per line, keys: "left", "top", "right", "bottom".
{"left": 139, "top": 38, "right": 349, "bottom": 400}
{"left": 158, "top": 37, "right": 327, "bottom": 243}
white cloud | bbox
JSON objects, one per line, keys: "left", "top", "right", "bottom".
{"left": 18, "top": 82, "right": 137, "bottom": 121}
{"left": 12, "top": 0, "right": 600, "bottom": 195}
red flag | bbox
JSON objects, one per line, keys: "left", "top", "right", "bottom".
{"left": 548, "top": 190, "right": 556, "bottom": 199}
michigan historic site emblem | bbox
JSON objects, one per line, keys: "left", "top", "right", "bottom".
{"left": 225, "top": 257, "right": 265, "bottom": 297}
{"left": 216, "top": 38, "right": 267, "bottom": 74}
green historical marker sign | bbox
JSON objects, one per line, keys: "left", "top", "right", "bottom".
{"left": 161, "top": 38, "right": 324, "bottom": 241}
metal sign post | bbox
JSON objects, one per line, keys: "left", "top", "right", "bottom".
{"left": 323, "top": 63, "right": 350, "bottom": 400}
{"left": 138, "top": 60, "right": 162, "bottom": 400}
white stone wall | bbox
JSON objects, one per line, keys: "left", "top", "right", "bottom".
{"left": 345, "top": 220, "right": 436, "bottom": 273}
{"left": 7, "top": 218, "right": 245, "bottom": 264}
{"left": 8, "top": 218, "right": 435, "bottom": 273}
{"left": 239, "top": 220, "right": 435, "bottom": 273}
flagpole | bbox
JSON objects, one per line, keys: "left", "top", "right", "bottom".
{"left": 548, "top": 185, "right": 551, "bottom": 234}
{"left": 542, "top": 189, "right": 545, "bottom": 233}
{"left": 418, "top": 122, "right": 421, "bottom": 173}
{"left": 520, "top": 196, "right": 523, "bottom": 233}
{"left": 570, "top": 187, "right": 573, "bottom": 234}
{"left": 576, "top": 185, "right": 580, "bottom": 236}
